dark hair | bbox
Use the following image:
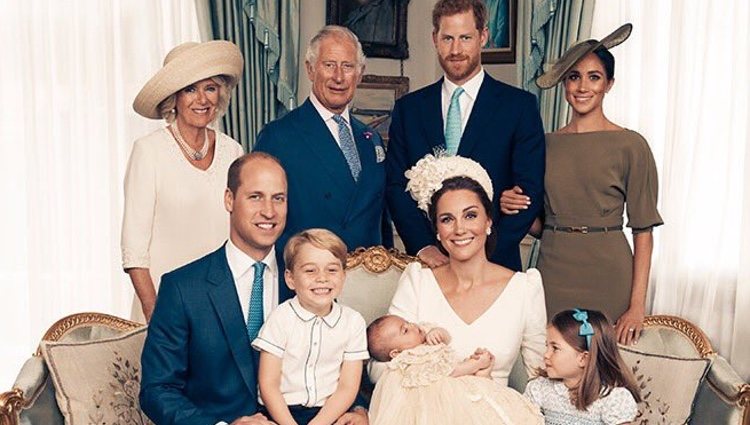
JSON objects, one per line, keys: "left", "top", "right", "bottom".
{"left": 367, "top": 315, "right": 396, "bottom": 362}
{"left": 226, "top": 152, "right": 284, "bottom": 196}
{"left": 427, "top": 176, "right": 496, "bottom": 258}
{"left": 432, "top": 0, "right": 487, "bottom": 33}
{"left": 543, "top": 309, "right": 641, "bottom": 410}
{"left": 592, "top": 46, "right": 615, "bottom": 80}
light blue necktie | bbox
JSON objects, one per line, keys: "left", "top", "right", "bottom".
{"left": 246, "top": 262, "right": 266, "bottom": 342}
{"left": 444, "top": 87, "right": 465, "bottom": 155}
{"left": 332, "top": 114, "right": 362, "bottom": 181}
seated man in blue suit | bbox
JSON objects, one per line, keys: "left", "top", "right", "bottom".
{"left": 386, "top": 0, "right": 545, "bottom": 271}
{"left": 254, "top": 25, "right": 389, "bottom": 258}
{"left": 140, "top": 152, "right": 291, "bottom": 425}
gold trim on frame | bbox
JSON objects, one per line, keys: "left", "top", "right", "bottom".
{"left": 0, "top": 388, "right": 24, "bottom": 425}
{"left": 738, "top": 383, "right": 750, "bottom": 425}
{"left": 346, "top": 246, "right": 420, "bottom": 274}
{"left": 642, "top": 314, "right": 715, "bottom": 357}
{"left": 36, "top": 312, "right": 142, "bottom": 356}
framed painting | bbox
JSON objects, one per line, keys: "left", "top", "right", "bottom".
{"left": 481, "top": 0, "right": 517, "bottom": 64}
{"left": 350, "top": 75, "right": 409, "bottom": 145}
{"left": 326, "top": 0, "right": 410, "bottom": 59}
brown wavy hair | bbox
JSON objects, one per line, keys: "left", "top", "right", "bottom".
{"left": 542, "top": 309, "right": 641, "bottom": 410}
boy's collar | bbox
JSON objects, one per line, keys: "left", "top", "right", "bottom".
{"left": 289, "top": 296, "right": 343, "bottom": 328}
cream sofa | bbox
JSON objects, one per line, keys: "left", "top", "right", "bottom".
{"left": 2, "top": 246, "right": 748, "bottom": 425}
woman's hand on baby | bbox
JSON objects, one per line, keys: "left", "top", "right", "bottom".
{"left": 425, "top": 327, "right": 451, "bottom": 345}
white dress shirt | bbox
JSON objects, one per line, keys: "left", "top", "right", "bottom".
{"left": 309, "top": 92, "right": 353, "bottom": 148}
{"left": 441, "top": 68, "right": 486, "bottom": 134}
{"left": 225, "top": 238, "right": 279, "bottom": 322}
{"left": 252, "top": 297, "right": 369, "bottom": 407}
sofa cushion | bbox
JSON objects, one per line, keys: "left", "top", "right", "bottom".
{"left": 39, "top": 326, "right": 152, "bottom": 425}
{"left": 619, "top": 346, "right": 711, "bottom": 424}
{"left": 341, "top": 264, "right": 404, "bottom": 325}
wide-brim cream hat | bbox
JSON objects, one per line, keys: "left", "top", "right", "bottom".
{"left": 536, "top": 23, "right": 632, "bottom": 89}
{"left": 133, "top": 40, "right": 244, "bottom": 119}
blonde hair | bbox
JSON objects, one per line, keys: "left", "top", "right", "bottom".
{"left": 283, "top": 228, "right": 348, "bottom": 271}
{"left": 158, "top": 75, "right": 232, "bottom": 123}
{"left": 541, "top": 309, "right": 642, "bottom": 410}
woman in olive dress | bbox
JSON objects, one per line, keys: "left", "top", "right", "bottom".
{"left": 500, "top": 24, "right": 663, "bottom": 345}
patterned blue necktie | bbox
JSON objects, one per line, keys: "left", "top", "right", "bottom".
{"left": 444, "top": 87, "right": 465, "bottom": 155}
{"left": 246, "top": 262, "right": 266, "bottom": 342}
{"left": 332, "top": 114, "right": 362, "bottom": 181}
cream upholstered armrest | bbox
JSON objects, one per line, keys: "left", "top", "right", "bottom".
{"left": 637, "top": 315, "right": 749, "bottom": 425}
{"left": 0, "top": 312, "right": 142, "bottom": 425}
{"left": 693, "top": 355, "right": 750, "bottom": 425}
{"left": 0, "top": 356, "right": 46, "bottom": 425}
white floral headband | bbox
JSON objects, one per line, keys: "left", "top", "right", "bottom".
{"left": 405, "top": 152, "right": 494, "bottom": 212}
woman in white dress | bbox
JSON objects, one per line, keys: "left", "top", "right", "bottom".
{"left": 372, "top": 154, "right": 547, "bottom": 385}
{"left": 122, "top": 41, "right": 245, "bottom": 322}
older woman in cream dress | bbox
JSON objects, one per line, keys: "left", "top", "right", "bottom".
{"left": 122, "top": 41, "right": 244, "bottom": 322}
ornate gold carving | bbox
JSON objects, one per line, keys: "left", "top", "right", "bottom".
{"left": 643, "top": 315, "right": 715, "bottom": 357}
{"left": 738, "top": 383, "right": 750, "bottom": 425}
{"left": 346, "top": 246, "right": 421, "bottom": 273}
{"left": 36, "top": 312, "right": 142, "bottom": 356}
{"left": 0, "top": 388, "right": 24, "bottom": 425}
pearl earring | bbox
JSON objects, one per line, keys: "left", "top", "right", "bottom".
{"left": 436, "top": 234, "right": 441, "bottom": 241}
{"left": 486, "top": 227, "right": 492, "bottom": 235}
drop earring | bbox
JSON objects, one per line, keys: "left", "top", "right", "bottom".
{"left": 486, "top": 227, "right": 492, "bottom": 235}
{"left": 436, "top": 234, "right": 441, "bottom": 241}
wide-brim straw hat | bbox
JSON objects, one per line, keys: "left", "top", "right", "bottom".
{"left": 133, "top": 40, "right": 244, "bottom": 119}
{"left": 536, "top": 23, "right": 633, "bottom": 89}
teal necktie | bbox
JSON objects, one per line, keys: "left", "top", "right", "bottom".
{"left": 444, "top": 87, "right": 465, "bottom": 155}
{"left": 246, "top": 262, "right": 266, "bottom": 342}
{"left": 332, "top": 114, "right": 362, "bottom": 181}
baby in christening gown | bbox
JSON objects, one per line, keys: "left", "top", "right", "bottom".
{"left": 366, "top": 314, "right": 542, "bottom": 425}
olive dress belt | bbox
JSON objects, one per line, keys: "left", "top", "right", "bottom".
{"left": 543, "top": 224, "right": 622, "bottom": 234}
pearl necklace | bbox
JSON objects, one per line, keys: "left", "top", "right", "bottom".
{"left": 171, "top": 123, "right": 209, "bottom": 161}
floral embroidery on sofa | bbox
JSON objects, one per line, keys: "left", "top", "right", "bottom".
{"left": 89, "top": 351, "right": 153, "bottom": 425}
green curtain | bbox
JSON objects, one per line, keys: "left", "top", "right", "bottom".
{"left": 208, "top": 0, "right": 300, "bottom": 151}
{"left": 517, "top": 0, "right": 595, "bottom": 132}
{"left": 517, "top": 0, "right": 595, "bottom": 269}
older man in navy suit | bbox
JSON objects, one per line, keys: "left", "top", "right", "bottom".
{"left": 140, "top": 153, "right": 291, "bottom": 425}
{"left": 386, "top": 0, "right": 545, "bottom": 271}
{"left": 254, "top": 25, "right": 388, "bottom": 257}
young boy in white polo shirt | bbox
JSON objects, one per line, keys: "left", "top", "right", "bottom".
{"left": 253, "top": 228, "right": 368, "bottom": 425}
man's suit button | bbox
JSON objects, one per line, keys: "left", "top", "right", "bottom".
{"left": 324, "top": 192, "right": 331, "bottom": 199}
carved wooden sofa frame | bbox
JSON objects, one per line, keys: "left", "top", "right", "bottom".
{"left": 2, "top": 247, "right": 748, "bottom": 425}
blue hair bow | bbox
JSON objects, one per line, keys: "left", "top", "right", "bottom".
{"left": 572, "top": 308, "right": 595, "bottom": 349}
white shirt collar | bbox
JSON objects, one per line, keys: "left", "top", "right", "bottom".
{"left": 225, "top": 238, "right": 278, "bottom": 282}
{"left": 442, "top": 67, "right": 485, "bottom": 101}
{"left": 310, "top": 92, "right": 351, "bottom": 124}
{"left": 288, "top": 296, "right": 343, "bottom": 328}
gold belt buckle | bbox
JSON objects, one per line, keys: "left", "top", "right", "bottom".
{"left": 571, "top": 226, "right": 589, "bottom": 234}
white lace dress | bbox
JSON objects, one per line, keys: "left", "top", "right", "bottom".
{"left": 369, "top": 344, "right": 543, "bottom": 425}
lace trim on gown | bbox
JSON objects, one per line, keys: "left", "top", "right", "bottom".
{"left": 388, "top": 344, "right": 454, "bottom": 388}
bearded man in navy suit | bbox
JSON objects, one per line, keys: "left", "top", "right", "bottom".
{"left": 254, "top": 25, "right": 389, "bottom": 257}
{"left": 386, "top": 0, "right": 545, "bottom": 271}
